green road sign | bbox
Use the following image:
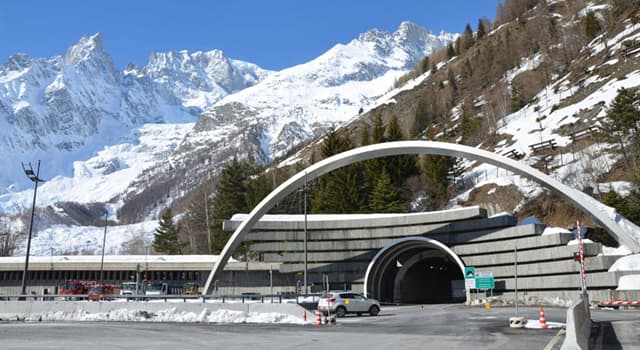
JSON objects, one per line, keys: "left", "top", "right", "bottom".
{"left": 475, "top": 277, "right": 494, "bottom": 289}
{"left": 464, "top": 267, "right": 476, "bottom": 279}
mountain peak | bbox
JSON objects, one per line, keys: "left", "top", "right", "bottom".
{"left": 3, "top": 53, "right": 31, "bottom": 71}
{"left": 64, "top": 33, "right": 106, "bottom": 65}
{"left": 394, "top": 21, "right": 432, "bottom": 43}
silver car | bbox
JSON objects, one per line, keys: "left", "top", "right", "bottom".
{"left": 318, "top": 291, "right": 381, "bottom": 317}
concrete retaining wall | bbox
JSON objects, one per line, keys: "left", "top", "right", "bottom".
{"left": 561, "top": 295, "right": 591, "bottom": 350}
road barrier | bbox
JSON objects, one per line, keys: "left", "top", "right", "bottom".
{"left": 598, "top": 300, "right": 640, "bottom": 307}
{"left": 561, "top": 294, "right": 591, "bottom": 350}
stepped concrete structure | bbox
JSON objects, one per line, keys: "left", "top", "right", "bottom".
{"left": 203, "top": 141, "right": 640, "bottom": 294}
{"left": 224, "top": 206, "right": 633, "bottom": 303}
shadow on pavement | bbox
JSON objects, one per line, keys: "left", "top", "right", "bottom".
{"left": 590, "top": 321, "right": 622, "bottom": 350}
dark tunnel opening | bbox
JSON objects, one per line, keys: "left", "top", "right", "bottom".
{"left": 375, "top": 246, "right": 465, "bottom": 304}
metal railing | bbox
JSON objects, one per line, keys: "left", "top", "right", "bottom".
{"left": 0, "top": 293, "right": 324, "bottom": 304}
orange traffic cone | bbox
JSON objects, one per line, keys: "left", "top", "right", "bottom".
{"left": 539, "top": 307, "right": 548, "bottom": 329}
{"left": 315, "top": 308, "right": 322, "bottom": 326}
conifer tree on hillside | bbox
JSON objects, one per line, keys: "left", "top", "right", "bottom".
{"left": 210, "top": 157, "right": 249, "bottom": 255}
{"left": 584, "top": 11, "right": 602, "bottom": 40}
{"left": 463, "top": 24, "right": 475, "bottom": 51}
{"left": 312, "top": 129, "right": 367, "bottom": 213}
{"left": 420, "top": 154, "right": 453, "bottom": 211}
{"left": 601, "top": 88, "right": 640, "bottom": 167}
{"left": 153, "top": 207, "right": 185, "bottom": 254}
{"left": 477, "top": 18, "right": 487, "bottom": 40}
{"left": 460, "top": 101, "right": 482, "bottom": 145}
{"left": 369, "top": 169, "right": 405, "bottom": 213}
{"left": 384, "top": 115, "right": 418, "bottom": 189}
{"left": 447, "top": 43, "right": 456, "bottom": 59}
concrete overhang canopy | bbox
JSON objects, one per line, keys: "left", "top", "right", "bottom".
{"left": 203, "top": 141, "right": 640, "bottom": 294}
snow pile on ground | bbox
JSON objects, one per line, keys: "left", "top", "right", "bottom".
{"left": 608, "top": 254, "right": 640, "bottom": 271}
{"left": 473, "top": 295, "right": 576, "bottom": 308}
{"left": 617, "top": 275, "right": 640, "bottom": 290}
{"left": 524, "top": 319, "right": 565, "bottom": 329}
{"left": 18, "top": 307, "right": 309, "bottom": 324}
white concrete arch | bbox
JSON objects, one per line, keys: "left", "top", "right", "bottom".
{"left": 203, "top": 141, "right": 640, "bottom": 294}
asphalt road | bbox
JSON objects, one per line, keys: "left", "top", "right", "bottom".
{"left": 0, "top": 304, "right": 638, "bottom": 350}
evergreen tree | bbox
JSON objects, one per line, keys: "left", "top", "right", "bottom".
{"left": 584, "top": 11, "right": 602, "bottom": 40}
{"left": 447, "top": 43, "right": 456, "bottom": 59}
{"left": 600, "top": 88, "right": 640, "bottom": 167}
{"left": 420, "top": 56, "right": 430, "bottom": 74}
{"left": 510, "top": 84, "right": 526, "bottom": 112}
{"left": 369, "top": 170, "right": 405, "bottom": 213}
{"left": 372, "top": 114, "right": 386, "bottom": 143}
{"left": 420, "top": 154, "right": 454, "bottom": 211}
{"left": 153, "top": 207, "right": 185, "bottom": 254}
{"left": 460, "top": 101, "right": 481, "bottom": 145}
{"left": 211, "top": 158, "right": 249, "bottom": 254}
{"left": 384, "top": 115, "right": 418, "bottom": 187}
{"left": 311, "top": 130, "right": 366, "bottom": 213}
{"left": 463, "top": 24, "right": 475, "bottom": 50}
{"left": 477, "top": 18, "right": 487, "bottom": 40}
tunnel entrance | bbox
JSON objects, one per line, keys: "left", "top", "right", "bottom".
{"left": 365, "top": 237, "right": 466, "bottom": 304}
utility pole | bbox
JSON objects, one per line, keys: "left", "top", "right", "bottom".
{"left": 20, "top": 161, "right": 44, "bottom": 296}
{"left": 303, "top": 172, "right": 308, "bottom": 295}
{"left": 100, "top": 211, "right": 108, "bottom": 283}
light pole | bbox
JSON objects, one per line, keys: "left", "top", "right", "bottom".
{"left": 100, "top": 211, "right": 108, "bottom": 283}
{"left": 303, "top": 172, "right": 308, "bottom": 294}
{"left": 20, "top": 161, "right": 44, "bottom": 296}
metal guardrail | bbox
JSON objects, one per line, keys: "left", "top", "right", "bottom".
{"left": 0, "top": 293, "right": 324, "bottom": 304}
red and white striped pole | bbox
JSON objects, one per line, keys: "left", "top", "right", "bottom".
{"left": 577, "top": 221, "right": 587, "bottom": 293}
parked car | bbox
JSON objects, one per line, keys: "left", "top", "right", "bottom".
{"left": 318, "top": 291, "right": 381, "bottom": 317}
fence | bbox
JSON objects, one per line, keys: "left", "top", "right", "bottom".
{"left": 0, "top": 293, "right": 324, "bottom": 304}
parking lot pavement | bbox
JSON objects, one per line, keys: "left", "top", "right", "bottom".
{"left": 590, "top": 309, "right": 640, "bottom": 349}
{"left": 6, "top": 304, "right": 636, "bottom": 350}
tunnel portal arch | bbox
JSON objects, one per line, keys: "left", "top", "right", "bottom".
{"left": 203, "top": 141, "right": 640, "bottom": 294}
{"left": 364, "top": 237, "right": 466, "bottom": 303}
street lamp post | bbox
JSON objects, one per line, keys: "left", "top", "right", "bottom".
{"left": 20, "top": 161, "right": 45, "bottom": 296}
{"left": 303, "top": 172, "right": 308, "bottom": 295}
{"left": 100, "top": 211, "right": 108, "bottom": 283}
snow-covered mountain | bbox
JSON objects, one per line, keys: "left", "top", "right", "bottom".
{"left": 0, "top": 33, "right": 270, "bottom": 199}
{"left": 1, "top": 23, "right": 455, "bottom": 255}
{"left": 190, "top": 21, "right": 455, "bottom": 160}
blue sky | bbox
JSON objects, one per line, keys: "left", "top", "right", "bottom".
{"left": 1, "top": 0, "right": 501, "bottom": 70}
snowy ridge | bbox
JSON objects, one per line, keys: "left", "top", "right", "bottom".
{"left": 190, "top": 22, "right": 454, "bottom": 160}
{"left": 0, "top": 33, "right": 271, "bottom": 199}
